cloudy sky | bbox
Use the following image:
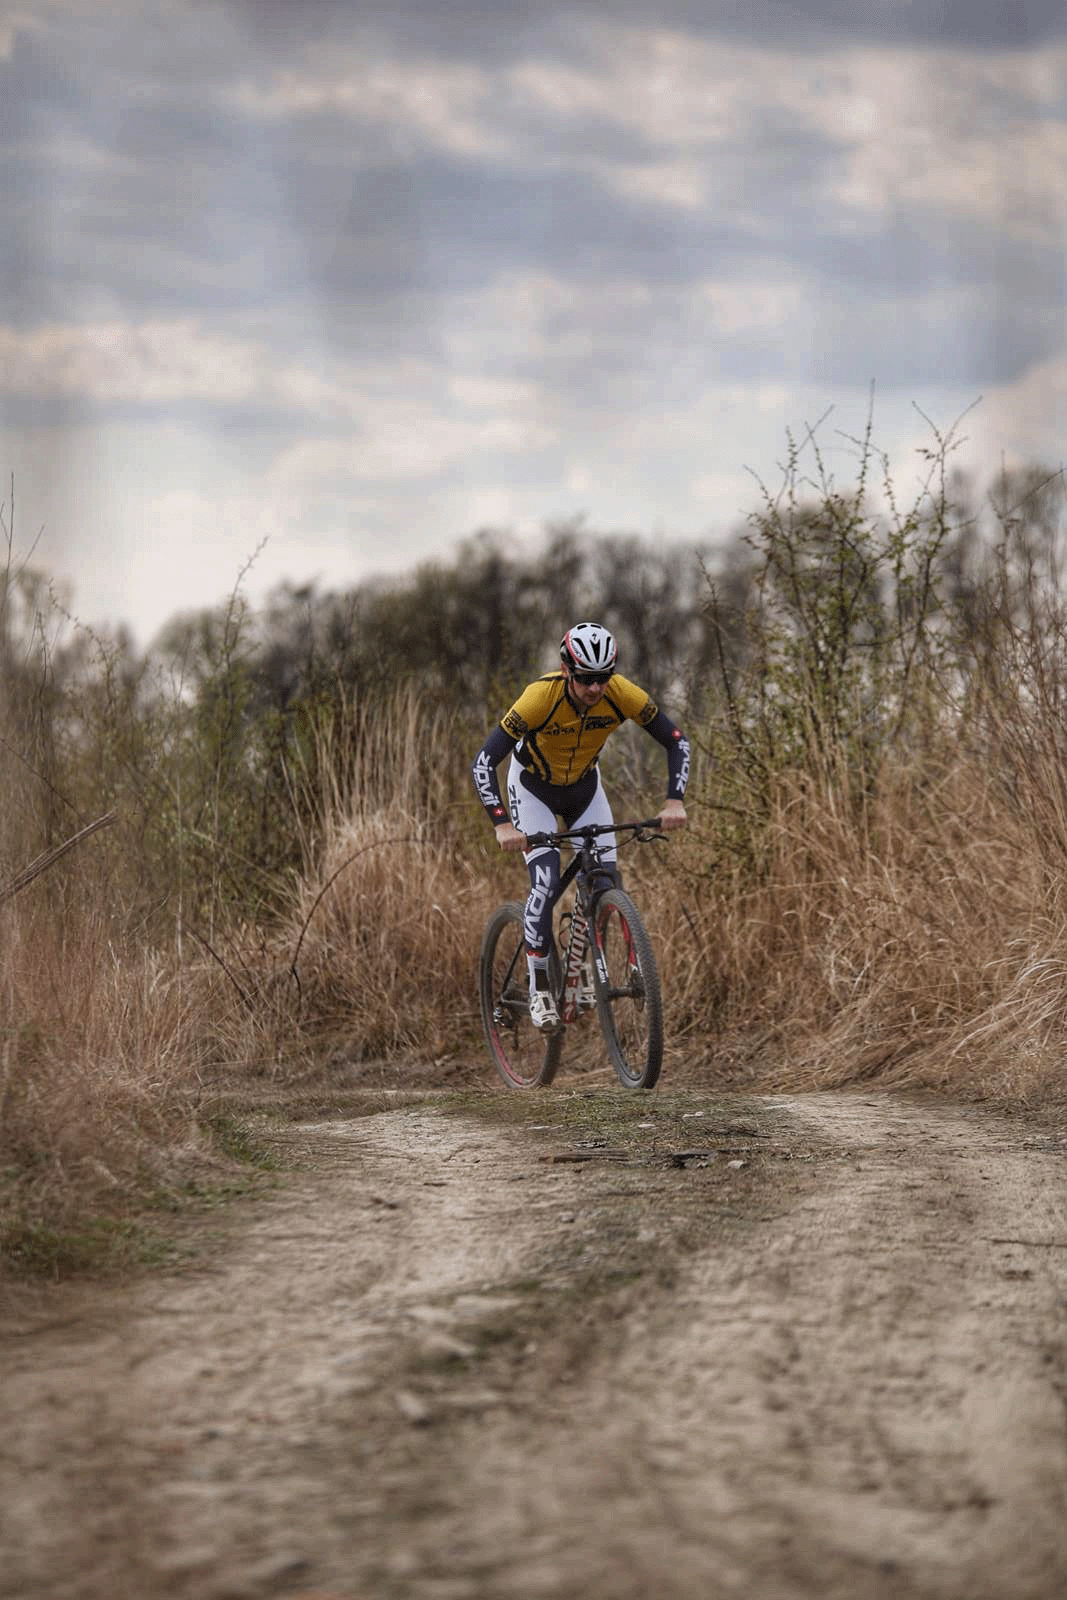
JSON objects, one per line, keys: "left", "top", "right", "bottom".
{"left": 2, "top": 1, "right": 1065, "bottom": 646}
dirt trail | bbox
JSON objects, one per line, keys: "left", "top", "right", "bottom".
{"left": 1, "top": 1088, "right": 1066, "bottom": 1600}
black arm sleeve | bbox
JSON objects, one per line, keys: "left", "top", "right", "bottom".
{"left": 471, "top": 725, "right": 518, "bottom": 823}
{"left": 644, "top": 710, "right": 691, "bottom": 800}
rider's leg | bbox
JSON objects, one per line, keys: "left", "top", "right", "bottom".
{"left": 521, "top": 849, "right": 561, "bottom": 982}
{"left": 565, "top": 773, "right": 622, "bottom": 897}
{"left": 506, "top": 760, "right": 561, "bottom": 989}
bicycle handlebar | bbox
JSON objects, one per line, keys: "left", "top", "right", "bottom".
{"left": 523, "top": 818, "right": 665, "bottom": 850}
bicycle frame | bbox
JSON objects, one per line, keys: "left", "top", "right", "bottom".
{"left": 478, "top": 818, "right": 666, "bottom": 1090}
{"left": 524, "top": 819, "right": 663, "bottom": 1022}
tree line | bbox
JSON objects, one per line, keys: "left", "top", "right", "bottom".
{"left": 2, "top": 431, "right": 1066, "bottom": 938}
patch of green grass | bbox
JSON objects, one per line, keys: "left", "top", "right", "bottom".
{"left": 435, "top": 1083, "right": 785, "bottom": 1159}
{"left": 202, "top": 1086, "right": 436, "bottom": 1124}
{"left": 154, "top": 1171, "right": 272, "bottom": 1211}
{"left": 1, "top": 1215, "right": 184, "bottom": 1279}
{"left": 0, "top": 1127, "right": 282, "bottom": 1281}
{"left": 200, "top": 1110, "right": 282, "bottom": 1169}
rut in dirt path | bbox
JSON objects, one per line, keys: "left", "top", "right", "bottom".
{"left": 1, "top": 1090, "right": 1065, "bottom": 1600}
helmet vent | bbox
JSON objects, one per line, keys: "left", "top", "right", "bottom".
{"left": 560, "top": 622, "right": 618, "bottom": 673}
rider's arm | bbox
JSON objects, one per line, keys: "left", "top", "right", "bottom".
{"left": 644, "top": 710, "right": 691, "bottom": 803}
{"left": 471, "top": 724, "right": 518, "bottom": 826}
{"left": 608, "top": 677, "right": 689, "bottom": 811}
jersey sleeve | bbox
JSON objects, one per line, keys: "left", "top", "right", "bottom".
{"left": 500, "top": 677, "right": 560, "bottom": 741}
{"left": 471, "top": 724, "right": 517, "bottom": 824}
{"left": 605, "top": 673, "right": 659, "bottom": 727}
{"left": 644, "top": 709, "right": 691, "bottom": 800}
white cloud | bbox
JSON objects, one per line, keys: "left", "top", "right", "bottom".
{"left": 0, "top": 317, "right": 556, "bottom": 474}
{"left": 29, "top": 132, "right": 139, "bottom": 175}
{"left": 227, "top": 24, "right": 1067, "bottom": 238}
{"left": 571, "top": 35, "right": 1067, "bottom": 234}
{"left": 697, "top": 280, "right": 809, "bottom": 339}
{"left": 5, "top": 4, "right": 1064, "bottom": 647}
{"left": 273, "top": 400, "right": 553, "bottom": 489}
{"left": 230, "top": 56, "right": 518, "bottom": 163}
{"left": 0, "top": 320, "right": 348, "bottom": 411}
{"left": 978, "top": 353, "right": 1067, "bottom": 467}
{"left": 446, "top": 372, "right": 545, "bottom": 414}
{"left": 822, "top": 47, "right": 1067, "bottom": 230}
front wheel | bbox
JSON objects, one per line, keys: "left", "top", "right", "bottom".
{"left": 592, "top": 889, "right": 663, "bottom": 1089}
{"left": 479, "top": 901, "right": 564, "bottom": 1089}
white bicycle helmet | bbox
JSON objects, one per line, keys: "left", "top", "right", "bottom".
{"left": 560, "top": 622, "right": 618, "bottom": 676}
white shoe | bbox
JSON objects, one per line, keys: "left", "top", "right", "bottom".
{"left": 529, "top": 987, "right": 560, "bottom": 1032}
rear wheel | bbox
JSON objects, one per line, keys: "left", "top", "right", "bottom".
{"left": 479, "top": 901, "right": 564, "bottom": 1089}
{"left": 592, "top": 889, "right": 662, "bottom": 1089}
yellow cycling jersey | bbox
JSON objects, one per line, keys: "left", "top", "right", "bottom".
{"left": 500, "top": 672, "right": 658, "bottom": 787}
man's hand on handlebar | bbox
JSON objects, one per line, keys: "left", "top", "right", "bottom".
{"left": 657, "top": 798, "right": 687, "bottom": 832}
{"left": 496, "top": 809, "right": 683, "bottom": 851}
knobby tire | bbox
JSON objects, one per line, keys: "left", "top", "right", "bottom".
{"left": 478, "top": 901, "right": 564, "bottom": 1089}
{"left": 592, "top": 888, "right": 663, "bottom": 1089}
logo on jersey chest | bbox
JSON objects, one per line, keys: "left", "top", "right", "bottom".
{"left": 543, "top": 715, "right": 618, "bottom": 736}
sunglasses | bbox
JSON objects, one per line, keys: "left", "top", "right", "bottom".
{"left": 571, "top": 669, "right": 614, "bottom": 686}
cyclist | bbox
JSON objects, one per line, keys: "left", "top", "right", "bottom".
{"left": 471, "top": 622, "right": 689, "bottom": 1031}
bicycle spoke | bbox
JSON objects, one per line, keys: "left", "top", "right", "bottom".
{"left": 592, "top": 890, "right": 663, "bottom": 1089}
{"left": 478, "top": 902, "right": 563, "bottom": 1089}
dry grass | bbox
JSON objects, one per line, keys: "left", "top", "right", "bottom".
{"left": 0, "top": 787, "right": 278, "bottom": 1270}
{"left": 7, "top": 669, "right": 1067, "bottom": 1272}
{"left": 283, "top": 805, "right": 483, "bottom": 1061}
{"left": 274, "top": 689, "right": 491, "bottom": 1068}
{"left": 260, "top": 679, "right": 1067, "bottom": 1116}
{"left": 0, "top": 877, "right": 232, "bottom": 1267}
{"left": 205, "top": 681, "right": 1067, "bottom": 1117}
{"left": 650, "top": 740, "right": 1067, "bottom": 1107}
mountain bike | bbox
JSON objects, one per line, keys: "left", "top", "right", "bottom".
{"left": 478, "top": 819, "right": 666, "bottom": 1091}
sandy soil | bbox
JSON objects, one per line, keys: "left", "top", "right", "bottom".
{"left": 1, "top": 1084, "right": 1066, "bottom": 1600}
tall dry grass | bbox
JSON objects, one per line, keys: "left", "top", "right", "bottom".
{"left": 10, "top": 524, "right": 1067, "bottom": 1271}
{"left": 648, "top": 728, "right": 1067, "bottom": 1106}
{"left": 0, "top": 848, "right": 250, "bottom": 1268}
{"left": 243, "top": 666, "right": 1067, "bottom": 1113}
{"left": 7, "top": 669, "right": 1063, "bottom": 1269}
{"left": 273, "top": 687, "right": 497, "bottom": 1069}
